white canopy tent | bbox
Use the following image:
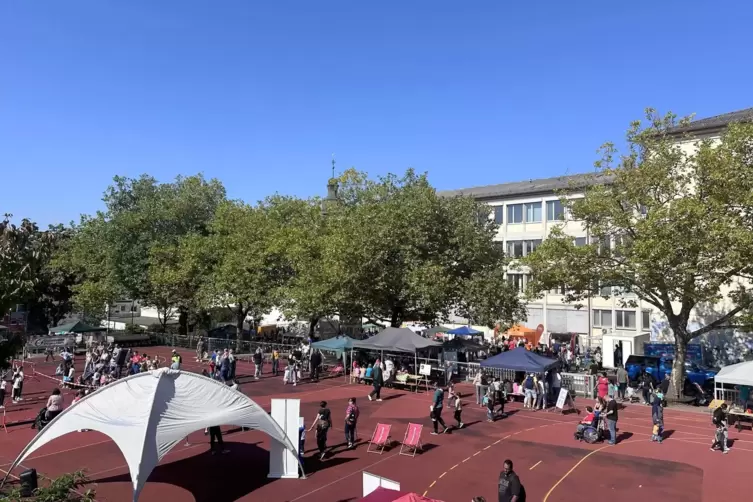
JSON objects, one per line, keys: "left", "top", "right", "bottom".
{"left": 715, "top": 360, "right": 753, "bottom": 386}
{"left": 1, "top": 368, "right": 302, "bottom": 501}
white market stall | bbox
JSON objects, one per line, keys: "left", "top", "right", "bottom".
{"left": 601, "top": 330, "right": 651, "bottom": 368}
{"left": 714, "top": 360, "right": 753, "bottom": 431}
{"left": 1, "top": 368, "right": 303, "bottom": 500}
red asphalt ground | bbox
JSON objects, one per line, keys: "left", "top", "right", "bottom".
{"left": 1, "top": 346, "right": 749, "bottom": 502}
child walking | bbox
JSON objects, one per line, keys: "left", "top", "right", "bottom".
{"left": 453, "top": 392, "right": 464, "bottom": 429}
{"left": 651, "top": 393, "right": 664, "bottom": 443}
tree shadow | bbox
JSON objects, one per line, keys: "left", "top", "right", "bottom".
{"left": 94, "top": 442, "right": 278, "bottom": 502}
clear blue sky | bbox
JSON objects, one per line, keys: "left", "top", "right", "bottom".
{"left": 2, "top": 1, "right": 752, "bottom": 227}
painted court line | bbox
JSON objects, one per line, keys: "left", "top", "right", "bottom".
{"left": 529, "top": 460, "right": 542, "bottom": 470}
{"left": 543, "top": 445, "right": 610, "bottom": 501}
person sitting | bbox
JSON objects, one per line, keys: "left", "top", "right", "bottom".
{"left": 45, "top": 388, "right": 64, "bottom": 421}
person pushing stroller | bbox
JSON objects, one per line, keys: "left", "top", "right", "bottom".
{"left": 711, "top": 403, "right": 730, "bottom": 454}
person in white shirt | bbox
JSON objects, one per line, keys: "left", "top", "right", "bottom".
{"left": 12, "top": 368, "right": 24, "bottom": 402}
{"left": 0, "top": 379, "right": 6, "bottom": 409}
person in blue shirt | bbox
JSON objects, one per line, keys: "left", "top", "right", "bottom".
{"left": 365, "top": 364, "right": 373, "bottom": 379}
{"left": 430, "top": 382, "right": 448, "bottom": 435}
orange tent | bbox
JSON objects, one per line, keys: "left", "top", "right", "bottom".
{"left": 505, "top": 324, "right": 541, "bottom": 346}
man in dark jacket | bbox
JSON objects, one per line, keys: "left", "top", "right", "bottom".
{"left": 498, "top": 459, "right": 525, "bottom": 502}
{"left": 368, "top": 363, "right": 383, "bottom": 401}
{"left": 310, "top": 350, "right": 322, "bottom": 382}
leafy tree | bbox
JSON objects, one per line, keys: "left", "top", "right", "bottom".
{"left": 67, "top": 175, "right": 225, "bottom": 333}
{"left": 264, "top": 195, "right": 343, "bottom": 337}
{"left": 328, "top": 168, "right": 525, "bottom": 328}
{"left": 25, "top": 225, "right": 79, "bottom": 332}
{"left": 524, "top": 110, "right": 753, "bottom": 395}
{"left": 198, "top": 201, "right": 290, "bottom": 348}
{"left": 0, "top": 215, "right": 59, "bottom": 367}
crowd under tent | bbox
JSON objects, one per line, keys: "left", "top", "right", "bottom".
{"left": 351, "top": 327, "right": 442, "bottom": 375}
{"left": 2, "top": 368, "right": 301, "bottom": 501}
{"left": 480, "top": 347, "right": 560, "bottom": 374}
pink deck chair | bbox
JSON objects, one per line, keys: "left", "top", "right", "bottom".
{"left": 367, "top": 423, "right": 392, "bottom": 454}
{"left": 399, "top": 423, "right": 424, "bottom": 457}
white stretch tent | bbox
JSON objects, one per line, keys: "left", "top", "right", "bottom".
{"left": 2, "top": 368, "right": 301, "bottom": 501}
{"left": 715, "top": 360, "right": 753, "bottom": 386}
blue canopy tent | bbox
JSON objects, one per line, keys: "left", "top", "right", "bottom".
{"left": 446, "top": 326, "right": 482, "bottom": 337}
{"left": 480, "top": 347, "right": 559, "bottom": 373}
{"left": 311, "top": 336, "right": 356, "bottom": 381}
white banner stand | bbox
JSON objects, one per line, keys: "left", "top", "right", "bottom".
{"left": 363, "top": 472, "right": 400, "bottom": 496}
{"left": 269, "top": 399, "right": 302, "bottom": 479}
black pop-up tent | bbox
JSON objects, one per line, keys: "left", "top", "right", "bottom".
{"left": 351, "top": 327, "right": 442, "bottom": 376}
{"left": 480, "top": 347, "right": 559, "bottom": 373}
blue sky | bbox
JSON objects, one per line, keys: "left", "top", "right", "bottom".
{"left": 2, "top": 1, "right": 752, "bottom": 227}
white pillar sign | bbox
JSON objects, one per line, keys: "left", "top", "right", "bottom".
{"left": 269, "top": 398, "right": 301, "bottom": 479}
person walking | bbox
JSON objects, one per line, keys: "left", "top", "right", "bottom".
{"left": 308, "top": 401, "right": 332, "bottom": 460}
{"left": 430, "top": 382, "right": 448, "bottom": 435}
{"left": 498, "top": 459, "right": 526, "bottom": 502}
{"left": 711, "top": 403, "right": 730, "bottom": 454}
{"left": 344, "top": 397, "right": 359, "bottom": 449}
{"left": 368, "top": 362, "right": 383, "bottom": 402}
{"left": 616, "top": 366, "right": 628, "bottom": 401}
{"left": 651, "top": 393, "right": 665, "bottom": 443}
{"left": 310, "top": 349, "right": 322, "bottom": 382}
{"left": 453, "top": 391, "right": 464, "bottom": 429}
{"left": 253, "top": 347, "right": 263, "bottom": 379}
{"left": 208, "top": 426, "right": 229, "bottom": 455}
{"left": 0, "top": 378, "right": 6, "bottom": 409}
{"left": 604, "top": 394, "right": 619, "bottom": 445}
{"left": 271, "top": 349, "right": 280, "bottom": 376}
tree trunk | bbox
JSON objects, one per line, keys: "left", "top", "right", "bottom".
{"left": 235, "top": 306, "right": 246, "bottom": 352}
{"left": 390, "top": 307, "right": 403, "bottom": 328}
{"left": 178, "top": 309, "right": 188, "bottom": 337}
{"left": 308, "top": 316, "right": 319, "bottom": 339}
{"left": 670, "top": 321, "right": 689, "bottom": 399}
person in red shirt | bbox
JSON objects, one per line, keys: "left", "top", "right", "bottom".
{"left": 597, "top": 373, "right": 609, "bottom": 400}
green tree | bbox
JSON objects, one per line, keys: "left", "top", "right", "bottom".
{"left": 0, "top": 215, "right": 59, "bottom": 367}
{"left": 67, "top": 175, "right": 225, "bottom": 333}
{"left": 524, "top": 110, "right": 753, "bottom": 395}
{"left": 264, "top": 195, "right": 343, "bottom": 337}
{"left": 328, "top": 168, "right": 525, "bottom": 328}
{"left": 199, "top": 200, "right": 290, "bottom": 348}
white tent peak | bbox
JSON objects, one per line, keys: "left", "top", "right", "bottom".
{"left": 4, "top": 368, "right": 301, "bottom": 501}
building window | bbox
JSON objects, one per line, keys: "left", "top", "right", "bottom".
{"left": 574, "top": 237, "right": 587, "bottom": 247}
{"left": 525, "top": 239, "right": 542, "bottom": 255}
{"left": 615, "top": 310, "right": 636, "bottom": 329}
{"left": 120, "top": 305, "right": 126, "bottom": 312}
{"left": 506, "top": 239, "right": 542, "bottom": 258}
{"left": 642, "top": 310, "right": 651, "bottom": 330}
{"left": 593, "top": 309, "right": 612, "bottom": 328}
{"left": 507, "top": 273, "right": 525, "bottom": 292}
{"left": 525, "top": 202, "right": 542, "bottom": 223}
{"left": 506, "top": 240, "right": 524, "bottom": 258}
{"left": 546, "top": 200, "right": 565, "bottom": 221}
{"left": 549, "top": 285, "right": 567, "bottom": 295}
{"left": 507, "top": 204, "right": 523, "bottom": 224}
{"left": 493, "top": 206, "right": 504, "bottom": 224}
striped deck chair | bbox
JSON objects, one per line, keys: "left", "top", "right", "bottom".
{"left": 399, "top": 423, "right": 423, "bottom": 457}
{"left": 367, "top": 423, "right": 392, "bottom": 454}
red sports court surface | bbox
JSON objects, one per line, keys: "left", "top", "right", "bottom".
{"left": 0, "top": 347, "right": 747, "bottom": 501}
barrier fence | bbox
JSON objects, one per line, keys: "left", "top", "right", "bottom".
{"left": 416, "top": 358, "right": 596, "bottom": 398}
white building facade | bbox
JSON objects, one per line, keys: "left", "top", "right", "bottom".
{"left": 442, "top": 107, "right": 753, "bottom": 352}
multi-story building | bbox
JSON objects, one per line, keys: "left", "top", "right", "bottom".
{"left": 441, "top": 107, "right": 753, "bottom": 355}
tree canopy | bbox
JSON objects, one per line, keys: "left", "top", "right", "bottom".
{"left": 524, "top": 110, "right": 753, "bottom": 392}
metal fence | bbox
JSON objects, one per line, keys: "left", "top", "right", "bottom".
{"left": 417, "top": 358, "right": 596, "bottom": 398}
{"left": 152, "top": 333, "right": 298, "bottom": 358}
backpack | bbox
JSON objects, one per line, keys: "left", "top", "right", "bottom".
{"left": 524, "top": 376, "right": 534, "bottom": 390}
